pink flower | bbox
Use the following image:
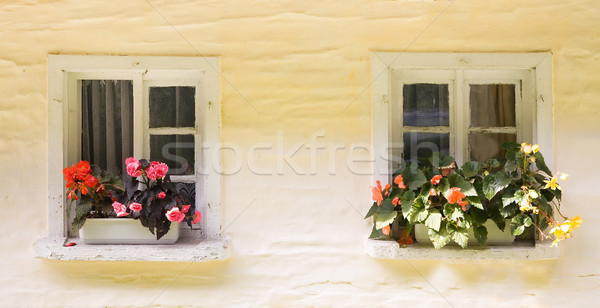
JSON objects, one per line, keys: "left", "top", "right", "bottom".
{"left": 157, "top": 191, "right": 166, "bottom": 199}
{"left": 430, "top": 175, "right": 442, "bottom": 185}
{"left": 181, "top": 204, "right": 190, "bottom": 213}
{"left": 128, "top": 202, "right": 142, "bottom": 212}
{"left": 192, "top": 210, "right": 201, "bottom": 224}
{"left": 125, "top": 157, "right": 142, "bottom": 177}
{"left": 147, "top": 161, "right": 169, "bottom": 181}
{"left": 166, "top": 207, "right": 185, "bottom": 223}
{"left": 112, "top": 201, "right": 129, "bottom": 217}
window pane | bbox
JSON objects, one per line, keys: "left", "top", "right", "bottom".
{"left": 403, "top": 132, "right": 450, "bottom": 164}
{"left": 149, "top": 86, "right": 195, "bottom": 128}
{"left": 470, "top": 84, "right": 516, "bottom": 127}
{"left": 81, "top": 80, "right": 133, "bottom": 176}
{"left": 469, "top": 133, "right": 516, "bottom": 162}
{"left": 403, "top": 84, "right": 449, "bottom": 127}
{"left": 150, "top": 134, "right": 194, "bottom": 175}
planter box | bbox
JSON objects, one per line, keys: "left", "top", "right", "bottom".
{"left": 79, "top": 218, "right": 179, "bottom": 245}
{"left": 414, "top": 219, "right": 514, "bottom": 246}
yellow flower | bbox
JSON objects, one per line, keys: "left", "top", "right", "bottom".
{"left": 544, "top": 176, "right": 561, "bottom": 190}
{"left": 528, "top": 190, "right": 539, "bottom": 199}
{"left": 532, "top": 144, "right": 540, "bottom": 153}
{"left": 560, "top": 173, "right": 569, "bottom": 181}
{"left": 521, "top": 143, "right": 533, "bottom": 154}
{"left": 568, "top": 216, "right": 582, "bottom": 231}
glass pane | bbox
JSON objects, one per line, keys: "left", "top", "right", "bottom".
{"left": 81, "top": 80, "right": 133, "bottom": 176}
{"left": 470, "top": 84, "right": 516, "bottom": 127}
{"left": 403, "top": 132, "right": 450, "bottom": 164}
{"left": 403, "top": 84, "right": 449, "bottom": 127}
{"left": 149, "top": 86, "right": 195, "bottom": 128}
{"left": 150, "top": 134, "right": 195, "bottom": 175}
{"left": 469, "top": 133, "right": 516, "bottom": 162}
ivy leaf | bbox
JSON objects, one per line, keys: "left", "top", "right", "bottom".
{"left": 473, "top": 225, "right": 488, "bottom": 246}
{"left": 374, "top": 199, "right": 397, "bottom": 229}
{"left": 424, "top": 209, "right": 442, "bottom": 232}
{"left": 462, "top": 161, "right": 481, "bottom": 178}
{"left": 448, "top": 173, "right": 477, "bottom": 196}
{"left": 364, "top": 202, "right": 379, "bottom": 219}
{"left": 428, "top": 221, "right": 451, "bottom": 249}
{"left": 448, "top": 223, "right": 469, "bottom": 248}
{"left": 402, "top": 164, "right": 428, "bottom": 191}
{"left": 511, "top": 213, "right": 533, "bottom": 236}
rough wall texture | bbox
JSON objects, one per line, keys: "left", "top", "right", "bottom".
{"left": 1, "top": 0, "right": 599, "bottom": 307}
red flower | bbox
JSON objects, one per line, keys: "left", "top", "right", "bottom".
{"left": 382, "top": 225, "right": 391, "bottom": 236}
{"left": 158, "top": 191, "right": 166, "bottom": 199}
{"left": 166, "top": 207, "right": 185, "bottom": 223}
{"left": 84, "top": 175, "right": 98, "bottom": 188}
{"left": 112, "top": 201, "right": 129, "bottom": 217}
{"left": 394, "top": 175, "right": 406, "bottom": 189}
{"left": 181, "top": 204, "right": 191, "bottom": 213}
{"left": 74, "top": 161, "right": 91, "bottom": 180}
{"left": 125, "top": 157, "right": 142, "bottom": 177}
{"left": 371, "top": 181, "right": 383, "bottom": 206}
{"left": 147, "top": 161, "right": 169, "bottom": 181}
{"left": 446, "top": 187, "right": 466, "bottom": 204}
{"left": 429, "top": 188, "right": 437, "bottom": 196}
{"left": 430, "top": 175, "right": 442, "bottom": 185}
{"left": 63, "top": 166, "right": 76, "bottom": 184}
{"left": 128, "top": 202, "right": 142, "bottom": 212}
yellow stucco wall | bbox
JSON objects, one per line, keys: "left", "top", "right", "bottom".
{"left": 1, "top": 0, "right": 599, "bottom": 306}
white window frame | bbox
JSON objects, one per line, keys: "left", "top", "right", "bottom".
{"left": 46, "top": 55, "right": 223, "bottom": 242}
{"left": 372, "top": 52, "right": 553, "bottom": 183}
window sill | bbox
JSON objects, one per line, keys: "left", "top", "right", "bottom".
{"left": 365, "top": 238, "right": 559, "bottom": 260}
{"left": 34, "top": 236, "right": 230, "bottom": 262}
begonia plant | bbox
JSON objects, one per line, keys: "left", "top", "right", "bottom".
{"left": 365, "top": 142, "right": 581, "bottom": 249}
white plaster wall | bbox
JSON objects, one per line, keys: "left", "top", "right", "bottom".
{"left": 1, "top": 0, "right": 599, "bottom": 307}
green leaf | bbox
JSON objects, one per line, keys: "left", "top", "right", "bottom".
{"left": 486, "top": 158, "right": 500, "bottom": 168}
{"left": 482, "top": 171, "right": 511, "bottom": 200}
{"left": 400, "top": 191, "right": 415, "bottom": 218}
{"left": 511, "top": 214, "right": 533, "bottom": 236}
{"left": 75, "top": 199, "right": 93, "bottom": 221}
{"left": 402, "top": 164, "right": 428, "bottom": 191}
{"left": 470, "top": 207, "right": 488, "bottom": 224}
{"left": 424, "top": 209, "right": 442, "bottom": 232}
{"left": 500, "top": 203, "right": 519, "bottom": 218}
{"left": 443, "top": 203, "right": 464, "bottom": 221}
{"left": 419, "top": 182, "right": 433, "bottom": 200}
{"left": 488, "top": 205, "right": 506, "bottom": 231}
{"left": 467, "top": 196, "right": 483, "bottom": 210}
{"left": 534, "top": 151, "right": 552, "bottom": 175}
{"left": 448, "top": 174, "right": 477, "bottom": 196}
{"left": 71, "top": 216, "right": 87, "bottom": 234}
{"left": 448, "top": 223, "right": 469, "bottom": 248}
{"left": 409, "top": 199, "right": 429, "bottom": 223}
{"left": 364, "top": 202, "right": 379, "bottom": 219}
{"left": 501, "top": 186, "right": 520, "bottom": 207}
{"left": 438, "top": 177, "right": 450, "bottom": 196}
{"left": 462, "top": 161, "right": 481, "bottom": 178}
{"left": 429, "top": 152, "right": 455, "bottom": 168}
{"left": 473, "top": 225, "right": 488, "bottom": 246}
{"left": 428, "top": 221, "right": 451, "bottom": 249}
{"left": 374, "top": 199, "right": 397, "bottom": 229}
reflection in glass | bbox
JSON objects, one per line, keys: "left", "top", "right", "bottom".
{"left": 403, "top": 84, "right": 449, "bottom": 127}
{"left": 403, "top": 132, "right": 450, "bottom": 164}
{"left": 469, "top": 133, "right": 516, "bottom": 162}
{"left": 81, "top": 80, "right": 133, "bottom": 176}
{"left": 470, "top": 84, "right": 516, "bottom": 127}
{"left": 150, "top": 134, "right": 195, "bottom": 176}
{"left": 149, "top": 86, "right": 195, "bottom": 128}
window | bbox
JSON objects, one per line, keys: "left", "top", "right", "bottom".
{"left": 372, "top": 52, "right": 553, "bottom": 180}
{"left": 40, "top": 56, "right": 226, "bottom": 261}
{"left": 369, "top": 52, "right": 556, "bottom": 259}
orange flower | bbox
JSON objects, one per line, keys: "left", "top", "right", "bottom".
{"left": 382, "top": 225, "right": 391, "bottom": 236}
{"left": 392, "top": 197, "right": 400, "bottom": 206}
{"left": 430, "top": 175, "right": 442, "bottom": 185}
{"left": 371, "top": 180, "right": 383, "bottom": 206}
{"left": 429, "top": 188, "right": 437, "bottom": 196}
{"left": 394, "top": 175, "right": 406, "bottom": 189}
{"left": 446, "top": 187, "right": 465, "bottom": 204}
{"left": 458, "top": 200, "right": 469, "bottom": 211}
